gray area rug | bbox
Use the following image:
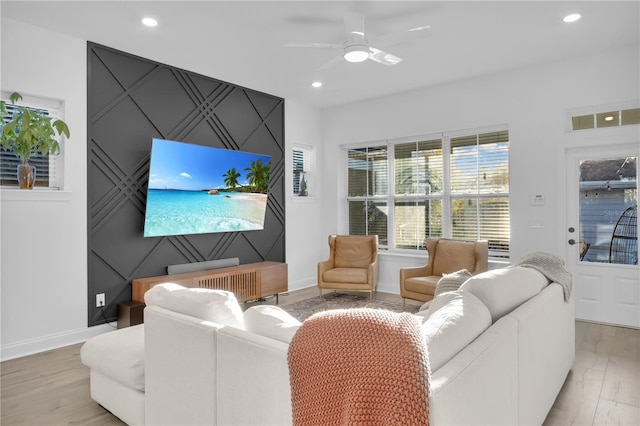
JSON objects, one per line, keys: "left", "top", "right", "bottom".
{"left": 282, "top": 292, "right": 420, "bottom": 322}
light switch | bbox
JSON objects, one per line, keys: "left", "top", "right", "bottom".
{"left": 530, "top": 194, "right": 545, "bottom": 205}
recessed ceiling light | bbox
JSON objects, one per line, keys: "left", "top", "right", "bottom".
{"left": 563, "top": 13, "right": 581, "bottom": 23}
{"left": 605, "top": 115, "right": 614, "bottom": 121}
{"left": 141, "top": 17, "right": 158, "bottom": 27}
{"left": 311, "top": 81, "right": 322, "bottom": 88}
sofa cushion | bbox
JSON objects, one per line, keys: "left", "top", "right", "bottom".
{"left": 418, "top": 291, "right": 491, "bottom": 372}
{"left": 432, "top": 240, "right": 477, "bottom": 276}
{"left": 244, "top": 305, "right": 301, "bottom": 343}
{"left": 80, "top": 324, "right": 145, "bottom": 391}
{"left": 334, "top": 236, "right": 375, "bottom": 268}
{"left": 459, "top": 266, "right": 550, "bottom": 323}
{"left": 434, "top": 269, "right": 472, "bottom": 297}
{"left": 417, "top": 269, "right": 472, "bottom": 312}
{"left": 144, "top": 283, "right": 244, "bottom": 328}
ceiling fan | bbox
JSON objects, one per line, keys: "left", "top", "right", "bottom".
{"left": 285, "top": 12, "right": 416, "bottom": 68}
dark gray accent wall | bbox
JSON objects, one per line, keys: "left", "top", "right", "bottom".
{"left": 87, "top": 43, "right": 285, "bottom": 326}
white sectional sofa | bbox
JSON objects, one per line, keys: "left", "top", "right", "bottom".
{"left": 81, "top": 264, "right": 575, "bottom": 425}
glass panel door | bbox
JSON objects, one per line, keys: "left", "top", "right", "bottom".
{"left": 578, "top": 157, "right": 637, "bottom": 264}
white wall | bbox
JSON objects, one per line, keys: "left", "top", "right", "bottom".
{"left": 0, "top": 18, "right": 114, "bottom": 360}
{"left": 284, "top": 101, "right": 325, "bottom": 290}
{"left": 320, "top": 46, "right": 639, "bottom": 293}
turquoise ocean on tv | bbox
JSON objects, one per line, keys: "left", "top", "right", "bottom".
{"left": 144, "top": 189, "right": 268, "bottom": 237}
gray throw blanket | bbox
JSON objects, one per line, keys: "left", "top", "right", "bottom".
{"left": 514, "top": 252, "right": 573, "bottom": 302}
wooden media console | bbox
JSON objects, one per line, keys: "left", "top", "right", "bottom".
{"left": 132, "top": 261, "right": 288, "bottom": 303}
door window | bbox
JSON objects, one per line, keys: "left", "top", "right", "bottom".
{"left": 578, "top": 156, "right": 638, "bottom": 264}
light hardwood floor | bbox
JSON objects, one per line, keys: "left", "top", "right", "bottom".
{"left": 2, "top": 289, "right": 638, "bottom": 425}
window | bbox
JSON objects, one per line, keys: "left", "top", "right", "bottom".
{"left": 293, "top": 147, "right": 311, "bottom": 196}
{"left": 0, "top": 93, "right": 65, "bottom": 189}
{"left": 348, "top": 145, "right": 388, "bottom": 243}
{"left": 345, "top": 127, "right": 510, "bottom": 258}
{"left": 571, "top": 107, "right": 640, "bottom": 131}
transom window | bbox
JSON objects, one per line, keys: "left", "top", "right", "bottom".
{"left": 346, "top": 127, "right": 510, "bottom": 259}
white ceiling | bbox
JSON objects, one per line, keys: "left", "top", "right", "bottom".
{"left": 2, "top": 1, "right": 639, "bottom": 109}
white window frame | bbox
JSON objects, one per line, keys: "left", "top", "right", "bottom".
{"left": 343, "top": 124, "right": 510, "bottom": 259}
{"left": 1, "top": 91, "right": 66, "bottom": 190}
{"left": 292, "top": 144, "right": 314, "bottom": 197}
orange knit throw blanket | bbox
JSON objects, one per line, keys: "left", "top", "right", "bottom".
{"left": 287, "top": 308, "right": 430, "bottom": 425}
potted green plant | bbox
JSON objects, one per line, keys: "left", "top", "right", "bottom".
{"left": 299, "top": 173, "right": 308, "bottom": 196}
{"left": 0, "top": 92, "right": 70, "bottom": 189}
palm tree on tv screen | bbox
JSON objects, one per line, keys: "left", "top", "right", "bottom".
{"left": 223, "top": 167, "right": 241, "bottom": 189}
{"left": 245, "top": 159, "right": 270, "bottom": 193}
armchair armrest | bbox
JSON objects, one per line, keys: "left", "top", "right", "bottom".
{"left": 368, "top": 256, "right": 379, "bottom": 288}
{"left": 317, "top": 259, "right": 333, "bottom": 276}
{"left": 400, "top": 264, "right": 433, "bottom": 281}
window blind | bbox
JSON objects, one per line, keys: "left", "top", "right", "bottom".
{"left": 393, "top": 139, "right": 444, "bottom": 249}
{"left": 345, "top": 127, "right": 510, "bottom": 258}
{"left": 293, "top": 148, "right": 310, "bottom": 195}
{"left": 450, "top": 130, "right": 510, "bottom": 257}
{"left": 347, "top": 146, "right": 388, "bottom": 244}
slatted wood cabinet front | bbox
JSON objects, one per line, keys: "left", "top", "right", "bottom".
{"left": 132, "top": 261, "right": 288, "bottom": 303}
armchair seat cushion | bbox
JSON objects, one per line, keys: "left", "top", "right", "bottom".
{"left": 404, "top": 276, "right": 439, "bottom": 294}
{"left": 323, "top": 267, "right": 369, "bottom": 284}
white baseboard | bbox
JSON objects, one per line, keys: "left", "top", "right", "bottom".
{"left": 1, "top": 322, "right": 116, "bottom": 361}
{"left": 287, "top": 276, "right": 316, "bottom": 291}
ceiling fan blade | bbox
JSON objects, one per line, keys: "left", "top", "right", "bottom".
{"left": 368, "top": 47, "right": 403, "bottom": 66}
{"left": 344, "top": 11, "right": 365, "bottom": 40}
{"left": 284, "top": 42, "right": 341, "bottom": 49}
{"left": 375, "top": 25, "right": 432, "bottom": 47}
{"left": 319, "top": 53, "right": 345, "bottom": 70}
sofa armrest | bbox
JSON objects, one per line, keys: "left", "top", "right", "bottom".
{"left": 430, "top": 316, "right": 519, "bottom": 425}
{"left": 217, "top": 327, "right": 292, "bottom": 425}
{"left": 144, "top": 305, "right": 223, "bottom": 426}
{"left": 507, "top": 283, "right": 575, "bottom": 425}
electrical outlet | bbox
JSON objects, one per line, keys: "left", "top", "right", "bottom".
{"left": 96, "top": 293, "right": 106, "bottom": 308}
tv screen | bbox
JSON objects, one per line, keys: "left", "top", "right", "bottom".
{"left": 143, "top": 138, "right": 271, "bottom": 237}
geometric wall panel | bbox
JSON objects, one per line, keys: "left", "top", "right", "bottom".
{"left": 87, "top": 42, "right": 285, "bottom": 326}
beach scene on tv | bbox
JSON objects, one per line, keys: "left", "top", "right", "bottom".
{"left": 143, "top": 139, "right": 271, "bottom": 237}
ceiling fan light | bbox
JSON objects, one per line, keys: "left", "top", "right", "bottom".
{"left": 563, "top": 13, "right": 581, "bottom": 23}
{"left": 141, "top": 17, "right": 158, "bottom": 27}
{"left": 344, "top": 45, "right": 369, "bottom": 63}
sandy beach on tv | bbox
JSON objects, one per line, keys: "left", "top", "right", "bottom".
{"left": 144, "top": 189, "right": 268, "bottom": 237}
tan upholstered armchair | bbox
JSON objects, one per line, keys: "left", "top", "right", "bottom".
{"left": 400, "top": 238, "right": 488, "bottom": 306}
{"left": 318, "top": 235, "right": 379, "bottom": 301}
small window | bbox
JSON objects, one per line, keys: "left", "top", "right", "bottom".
{"left": 293, "top": 147, "right": 311, "bottom": 196}
{"left": 571, "top": 107, "right": 640, "bottom": 131}
{"left": 0, "top": 93, "right": 65, "bottom": 189}
{"left": 622, "top": 108, "right": 640, "bottom": 125}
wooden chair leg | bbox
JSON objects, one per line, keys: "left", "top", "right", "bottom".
{"left": 402, "top": 298, "right": 406, "bottom": 310}
{"left": 319, "top": 288, "right": 323, "bottom": 300}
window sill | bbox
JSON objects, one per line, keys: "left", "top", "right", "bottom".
{"left": 290, "top": 196, "right": 319, "bottom": 203}
{"left": 1, "top": 188, "right": 72, "bottom": 202}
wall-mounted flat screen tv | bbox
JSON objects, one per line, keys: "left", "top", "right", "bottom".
{"left": 143, "top": 138, "right": 271, "bottom": 237}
